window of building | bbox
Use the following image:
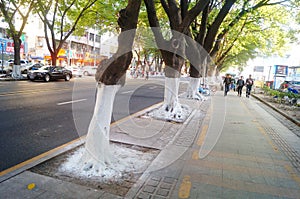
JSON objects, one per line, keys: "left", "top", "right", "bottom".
{"left": 89, "top": 33, "right": 94, "bottom": 41}
{"left": 95, "top": 35, "right": 100, "bottom": 43}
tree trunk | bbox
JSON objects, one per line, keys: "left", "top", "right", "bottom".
{"left": 12, "top": 37, "right": 22, "bottom": 79}
{"left": 50, "top": 51, "right": 58, "bottom": 66}
{"left": 185, "top": 32, "right": 209, "bottom": 100}
{"left": 80, "top": 0, "right": 141, "bottom": 173}
{"left": 81, "top": 84, "right": 121, "bottom": 172}
{"left": 160, "top": 37, "right": 186, "bottom": 119}
{"left": 186, "top": 77, "right": 206, "bottom": 100}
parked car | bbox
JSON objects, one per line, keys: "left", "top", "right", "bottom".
{"left": 27, "top": 66, "right": 72, "bottom": 82}
{"left": 23, "top": 63, "right": 45, "bottom": 74}
{"left": 66, "top": 66, "right": 83, "bottom": 77}
{"left": 82, "top": 66, "right": 97, "bottom": 76}
{"left": 7, "top": 59, "right": 29, "bottom": 66}
{"left": 280, "top": 80, "right": 300, "bottom": 94}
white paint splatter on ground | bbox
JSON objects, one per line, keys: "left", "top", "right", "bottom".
{"left": 58, "top": 143, "right": 158, "bottom": 182}
{"left": 146, "top": 104, "right": 191, "bottom": 123}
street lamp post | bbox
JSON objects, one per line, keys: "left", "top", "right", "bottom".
{"left": 1, "top": 42, "right": 4, "bottom": 74}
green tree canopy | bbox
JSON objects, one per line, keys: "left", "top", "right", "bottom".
{"left": 34, "top": 0, "right": 97, "bottom": 65}
{"left": 0, "top": 0, "right": 34, "bottom": 66}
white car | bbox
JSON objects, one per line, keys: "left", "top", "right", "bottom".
{"left": 66, "top": 66, "right": 83, "bottom": 77}
{"left": 7, "top": 59, "right": 29, "bottom": 66}
{"left": 82, "top": 66, "right": 97, "bottom": 76}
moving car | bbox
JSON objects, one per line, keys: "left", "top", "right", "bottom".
{"left": 27, "top": 66, "right": 72, "bottom": 82}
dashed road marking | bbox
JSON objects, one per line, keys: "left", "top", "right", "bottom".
{"left": 121, "top": 90, "right": 134, "bottom": 94}
{"left": 57, "top": 99, "right": 87, "bottom": 106}
{"left": 149, "top": 86, "right": 157, "bottom": 89}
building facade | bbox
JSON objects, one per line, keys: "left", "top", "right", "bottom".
{"left": 0, "top": 14, "right": 115, "bottom": 67}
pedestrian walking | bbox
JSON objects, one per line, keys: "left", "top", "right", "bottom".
{"left": 223, "top": 74, "right": 231, "bottom": 96}
{"left": 236, "top": 76, "right": 245, "bottom": 97}
{"left": 246, "top": 74, "right": 254, "bottom": 98}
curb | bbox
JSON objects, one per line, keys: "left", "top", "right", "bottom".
{"left": 0, "top": 137, "right": 85, "bottom": 182}
{"left": 0, "top": 100, "right": 165, "bottom": 182}
{"left": 252, "top": 93, "right": 300, "bottom": 127}
{"left": 0, "top": 77, "right": 28, "bottom": 81}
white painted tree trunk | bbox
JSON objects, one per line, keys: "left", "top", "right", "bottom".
{"left": 186, "top": 77, "right": 205, "bottom": 100}
{"left": 161, "top": 77, "right": 185, "bottom": 120}
{"left": 147, "top": 77, "right": 190, "bottom": 123}
{"left": 80, "top": 83, "right": 121, "bottom": 172}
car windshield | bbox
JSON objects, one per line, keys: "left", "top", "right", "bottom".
{"left": 40, "top": 66, "right": 51, "bottom": 70}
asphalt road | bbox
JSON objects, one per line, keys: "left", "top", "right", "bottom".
{"left": 0, "top": 76, "right": 175, "bottom": 172}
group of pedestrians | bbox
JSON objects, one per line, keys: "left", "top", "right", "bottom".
{"left": 223, "top": 74, "right": 254, "bottom": 97}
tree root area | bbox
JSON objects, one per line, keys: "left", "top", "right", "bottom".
{"left": 30, "top": 142, "right": 159, "bottom": 197}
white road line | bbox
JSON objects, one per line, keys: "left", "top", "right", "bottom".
{"left": 149, "top": 86, "right": 157, "bottom": 89}
{"left": 57, "top": 99, "right": 87, "bottom": 106}
{"left": 121, "top": 90, "right": 134, "bottom": 94}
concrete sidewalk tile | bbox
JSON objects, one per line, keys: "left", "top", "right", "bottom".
{"left": 36, "top": 191, "right": 65, "bottom": 199}
{"left": 0, "top": 180, "right": 46, "bottom": 199}
{"left": 263, "top": 175, "right": 299, "bottom": 190}
{"left": 8, "top": 171, "right": 104, "bottom": 198}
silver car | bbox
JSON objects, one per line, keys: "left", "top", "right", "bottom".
{"left": 82, "top": 66, "right": 97, "bottom": 76}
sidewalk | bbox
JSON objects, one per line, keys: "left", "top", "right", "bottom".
{"left": 0, "top": 90, "right": 300, "bottom": 198}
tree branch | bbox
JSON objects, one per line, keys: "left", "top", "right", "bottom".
{"left": 180, "top": 0, "right": 210, "bottom": 33}
{"left": 144, "top": 0, "right": 167, "bottom": 47}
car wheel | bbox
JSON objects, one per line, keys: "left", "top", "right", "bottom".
{"left": 65, "top": 74, "right": 71, "bottom": 81}
{"left": 44, "top": 74, "right": 50, "bottom": 82}
{"left": 83, "top": 71, "right": 88, "bottom": 76}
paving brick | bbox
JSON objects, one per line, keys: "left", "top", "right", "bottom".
{"left": 143, "top": 185, "right": 156, "bottom": 194}
{"left": 162, "top": 177, "right": 176, "bottom": 184}
{"left": 159, "top": 182, "right": 172, "bottom": 190}
{"left": 147, "top": 179, "right": 159, "bottom": 187}
{"left": 136, "top": 192, "right": 151, "bottom": 199}
{"left": 156, "top": 188, "right": 169, "bottom": 197}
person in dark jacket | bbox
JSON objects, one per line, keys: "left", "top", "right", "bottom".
{"left": 246, "top": 74, "right": 254, "bottom": 98}
{"left": 236, "top": 76, "right": 245, "bottom": 97}
{"left": 223, "top": 74, "right": 231, "bottom": 96}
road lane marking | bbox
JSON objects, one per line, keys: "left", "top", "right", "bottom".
{"left": 121, "top": 90, "right": 134, "bottom": 94}
{"left": 149, "top": 86, "right": 157, "bottom": 89}
{"left": 57, "top": 99, "right": 87, "bottom": 106}
{"left": 0, "top": 85, "right": 94, "bottom": 97}
{"left": 178, "top": 175, "right": 192, "bottom": 198}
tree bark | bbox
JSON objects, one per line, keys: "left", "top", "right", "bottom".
{"left": 81, "top": 0, "right": 141, "bottom": 172}
{"left": 144, "top": 0, "right": 209, "bottom": 120}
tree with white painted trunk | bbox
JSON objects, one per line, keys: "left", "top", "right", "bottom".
{"left": 144, "top": 0, "right": 210, "bottom": 120}
{"left": 80, "top": 0, "right": 141, "bottom": 172}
